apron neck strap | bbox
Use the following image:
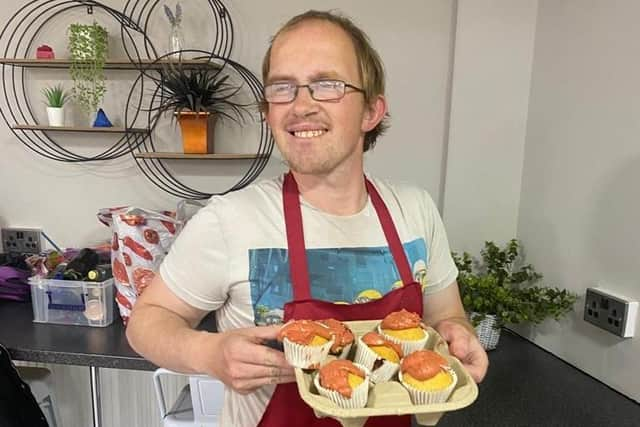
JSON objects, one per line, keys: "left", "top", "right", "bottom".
{"left": 283, "top": 172, "right": 414, "bottom": 301}
{"left": 283, "top": 172, "right": 312, "bottom": 300}
{"left": 365, "top": 179, "right": 415, "bottom": 286}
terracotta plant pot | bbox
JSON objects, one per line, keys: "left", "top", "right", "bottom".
{"left": 176, "top": 111, "right": 217, "bottom": 154}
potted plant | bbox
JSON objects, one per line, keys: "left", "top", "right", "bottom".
{"left": 452, "top": 239, "right": 578, "bottom": 350}
{"left": 151, "top": 62, "right": 251, "bottom": 154}
{"left": 42, "top": 84, "right": 69, "bottom": 127}
{"left": 67, "top": 22, "right": 108, "bottom": 124}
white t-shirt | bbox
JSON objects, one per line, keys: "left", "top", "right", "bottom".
{"left": 160, "top": 175, "right": 458, "bottom": 427}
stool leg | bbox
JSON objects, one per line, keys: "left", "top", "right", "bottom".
{"left": 90, "top": 366, "right": 102, "bottom": 427}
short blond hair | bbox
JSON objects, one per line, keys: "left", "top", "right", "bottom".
{"left": 262, "top": 10, "right": 389, "bottom": 152}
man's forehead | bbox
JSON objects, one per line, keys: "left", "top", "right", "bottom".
{"left": 268, "top": 19, "right": 359, "bottom": 79}
{"left": 271, "top": 19, "right": 355, "bottom": 55}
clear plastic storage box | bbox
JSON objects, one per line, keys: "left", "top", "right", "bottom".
{"left": 28, "top": 277, "right": 114, "bottom": 327}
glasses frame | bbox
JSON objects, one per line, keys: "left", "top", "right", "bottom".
{"left": 263, "top": 79, "right": 365, "bottom": 104}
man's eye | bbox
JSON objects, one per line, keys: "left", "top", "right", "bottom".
{"left": 316, "top": 80, "right": 340, "bottom": 88}
{"left": 272, "top": 84, "right": 292, "bottom": 93}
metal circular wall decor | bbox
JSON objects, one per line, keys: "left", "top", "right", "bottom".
{"left": 0, "top": 0, "right": 273, "bottom": 198}
{"left": 124, "top": 50, "right": 273, "bottom": 199}
{"left": 0, "top": 0, "right": 150, "bottom": 162}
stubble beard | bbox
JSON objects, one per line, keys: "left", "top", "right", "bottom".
{"left": 279, "top": 139, "right": 359, "bottom": 176}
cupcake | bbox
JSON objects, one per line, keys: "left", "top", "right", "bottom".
{"left": 354, "top": 331, "right": 403, "bottom": 383}
{"left": 277, "top": 320, "right": 334, "bottom": 369}
{"left": 314, "top": 360, "right": 370, "bottom": 409}
{"left": 318, "top": 318, "right": 355, "bottom": 358}
{"left": 378, "top": 309, "right": 428, "bottom": 355}
{"left": 399, "top": 350, "right": 457, "bottom": 404}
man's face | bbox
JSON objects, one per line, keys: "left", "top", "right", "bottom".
{"left": 265, "top": 20, "right": 372, "bottom": 176}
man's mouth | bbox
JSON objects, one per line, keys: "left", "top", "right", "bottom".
{"left": 290, "top": 129, "right": 327, "bottom": 139}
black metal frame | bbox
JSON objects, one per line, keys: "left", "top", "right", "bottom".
{"left": 0, "top": 0, "right": 273, "bottom": 199}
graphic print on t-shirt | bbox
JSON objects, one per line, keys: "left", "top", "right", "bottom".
{"left": 250, "top": 238, "right": 427, "bottom": 325}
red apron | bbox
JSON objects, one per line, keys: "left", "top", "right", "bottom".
{"left": 257, "top": 172, "right": 423, "bottom": 427}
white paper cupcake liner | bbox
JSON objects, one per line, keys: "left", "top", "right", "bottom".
{"left": 283, "top": 337, "right": 334, "bottom": 369}
{"left": 353, "top": 336, "right": 399, "bottom": 383}
{"left": 398, "top": 367, "right": 458, "bottom": 405}
{"left": 377, "top": 324, "right": 429, "bottom": 356}
{"left": 314, "top": 363, "right": 370, "bottom": 409}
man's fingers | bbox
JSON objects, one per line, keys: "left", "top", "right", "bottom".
{"left": 232, "top": 340, "right": 290, "bottom": 367}
{"left": 227, "top": 362, "right": 294, "bottom": 381}
{"left": 448, "top": 334, "right": 470, "bottom": 360}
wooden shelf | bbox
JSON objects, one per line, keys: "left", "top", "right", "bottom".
{"left": 133, "top": 152, "right": 268, "bottom": 160}
{"left": 12, "top": 124, "right": 149, "bottom": 133}
{"left": 0, "top": 58, "right": 214, "bottom": 70}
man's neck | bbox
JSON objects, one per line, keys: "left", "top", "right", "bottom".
{"left": 291, "top": 167, "right": 368, "bottom": 216}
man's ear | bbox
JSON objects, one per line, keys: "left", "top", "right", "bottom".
{"left": 361, "top": 94, "right": 387, "bottom": 133}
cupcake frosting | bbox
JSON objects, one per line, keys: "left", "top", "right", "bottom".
{"left": 381, "top": 309, "right": 422, "bottom": 330}
{"left": 277, "top": 320, "right": 332, "bottom": 345}
{"left": 318, "top": 318, "right": 355, "bottom": 353}
{"left": 319, "top": 360, "right": 365, "bottom": 398}
{"left": 401, "top": 350, "right": 448, "bottom": 381}
{"left": 361, "top": 332, "right": 403, "bottom": 360}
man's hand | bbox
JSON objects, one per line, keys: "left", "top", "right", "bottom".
{"left": 435, "top": 319, "right": 488, "bottom": 383}
{"left": 199, "top": 325, "right": 295, "bottom": 395}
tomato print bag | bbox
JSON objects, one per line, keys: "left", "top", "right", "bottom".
{"left": 97, "top": 206, "right": 183, "bottom": 325}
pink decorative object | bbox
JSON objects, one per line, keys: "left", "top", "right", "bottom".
{"left": 36, "top": 45, "right": 55, "bottom": 59}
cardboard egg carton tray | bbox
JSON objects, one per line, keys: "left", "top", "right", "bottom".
{"left": 294, "top": 320, "right": 478, "bottom": 427}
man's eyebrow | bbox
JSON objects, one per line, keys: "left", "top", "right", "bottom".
{"left": 265, "top": 74, "right": 295, "bottom": 85}
{"left": 265, "top": 71, "right": 343, "bottom": 85}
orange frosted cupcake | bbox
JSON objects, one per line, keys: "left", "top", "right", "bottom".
{"left": 277, "top": 320, "right": 334, "bottom": 369}
{"left": 399, "top": 350, "right": 457, "bottom": 404}
{"left": 318, "top": 318, "right": 355, "bottom": 358}
{"left": 314, "top": 359, "right": 370, "bottom": 408}
{"left": 354, "top": 331, "right": 403, "bottom": 383}
{"left": 377, "top": 309, "right": 428, "bottom": 355}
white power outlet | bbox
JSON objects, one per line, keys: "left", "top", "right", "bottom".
{"left": 1, "top": 227, "right": 43, "bottom": 254}
{"left": 584, "top": 287, "right": 638, "bottom": 338}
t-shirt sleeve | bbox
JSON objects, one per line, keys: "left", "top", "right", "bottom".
{"left": 159, "top": 198, "right": 229, "bottom": 311}
{"left": 421, "top": 191, "right": 458, "bottom": 295}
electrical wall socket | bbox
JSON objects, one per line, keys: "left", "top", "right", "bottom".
{"left": 584, "top": 287, "right": 638, "bottom": 338}
{"left": 1, "top": 227, "right": 43, "bottom": 254}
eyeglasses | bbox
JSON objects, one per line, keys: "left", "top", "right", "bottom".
{"left": 263, "top": 79, "right": 365, "bottom": 104}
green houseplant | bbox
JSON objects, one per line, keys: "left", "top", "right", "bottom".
{"left": 67, "top": 22, "right": 108, "bottom": 122}
{"left": 452, "top": 239, "right": 577, "bottom": 350}
{"left": 150, "top": 61, "right": 251, "bottom": 154}
{"left": 42, "top": 84, "right": 70, "bottom": 127}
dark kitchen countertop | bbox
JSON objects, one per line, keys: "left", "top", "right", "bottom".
{"left": 1, "top": 300, "right": 638, "bottom": 426}
{"left": 434, "top": 329, "right": 639, "bottom": 427}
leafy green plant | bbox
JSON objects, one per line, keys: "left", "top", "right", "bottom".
{"left": 452, "top": 239, "right": 578, "bottom": 329}
{"left": 150, "top": 61, "right": 252, "bottom": 123}
{"left": 41, "top": 84, "right": 69, "bottom": 108}
{"left": 68, "top": 22, "right": 108, "bottom": 115}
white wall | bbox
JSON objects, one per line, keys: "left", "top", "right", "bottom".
{"left": 0, "top": 1, "right": 455, "bottom": 426}
{"left": 443, "top": 0, "right": 538, "bottom": 255}
{"left": 513, "top": 0, "right": 640, "bottom": 402}
{"left": 445, "top": 0, "right": 640, "bottom": 403}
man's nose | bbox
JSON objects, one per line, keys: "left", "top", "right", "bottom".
{"left": 291, "top": 86, "right": 318, "bottom": 116}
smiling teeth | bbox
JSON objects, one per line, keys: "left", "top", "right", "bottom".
{"left": 294, "top": 130, "right": 325, "bottom": 138}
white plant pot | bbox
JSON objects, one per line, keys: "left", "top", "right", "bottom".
{"left": 46, "top": 107, "right": 65, "bottom": 127}
{"left": 472, "top": 312, "right": 501, "bottom": 351}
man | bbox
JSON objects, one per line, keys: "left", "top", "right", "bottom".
{"left": 127, "top": 10, "right": 488, "bottom": 427}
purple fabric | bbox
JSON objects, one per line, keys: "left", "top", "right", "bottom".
{"left": 0, "top": 266, "right": 30, "bottom": 302}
